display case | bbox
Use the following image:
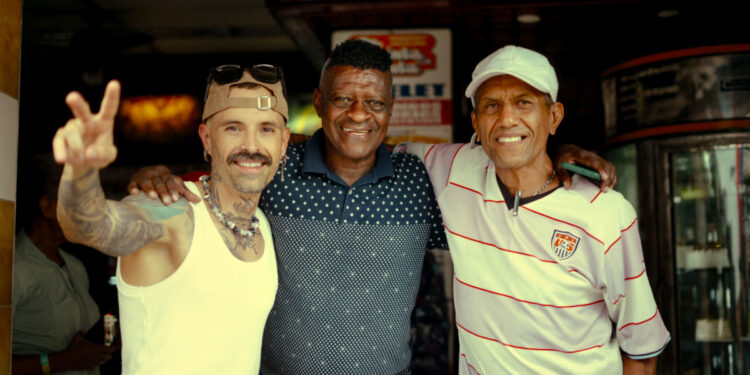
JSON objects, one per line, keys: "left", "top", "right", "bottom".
{"left": 607, "top": 133, "right": 750, "bottom": 375}
{"left": 670, "top": 142, "right": 749, "bottom": 374}
{"left": 601, "top": 45, "right": 750, "bottom": 374}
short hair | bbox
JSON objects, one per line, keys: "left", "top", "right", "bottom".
{"left": 16, "top": 153, "right": 63, "bottom": 227}
{"left": 326, "top": 39, "right": 392, "bottom": 73}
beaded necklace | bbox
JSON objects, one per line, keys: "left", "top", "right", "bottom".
{"left": 200, "top": 175, "right": 259, "bottom": 238}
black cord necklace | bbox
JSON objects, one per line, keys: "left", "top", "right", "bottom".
{"left": 511, "top": 170, "right": 557, "bottom": 216}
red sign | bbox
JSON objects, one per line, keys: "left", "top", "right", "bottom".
{"left": 350, "top": 34, "right": 437, "bottom": 76}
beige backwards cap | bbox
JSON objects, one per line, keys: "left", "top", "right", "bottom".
{"left": 202, "top": 70, "right": 288, "bottom": 122}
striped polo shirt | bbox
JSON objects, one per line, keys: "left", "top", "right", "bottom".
{"left": 400, "top": 140, "right": 670, "bottom": 375}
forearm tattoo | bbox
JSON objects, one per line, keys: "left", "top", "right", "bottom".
{"left": 58, "top": 169, "right": 165, "bottom": 256}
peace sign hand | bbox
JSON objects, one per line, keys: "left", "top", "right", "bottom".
{"left": 53, "top": 80, "right": 121, "bottom": 171}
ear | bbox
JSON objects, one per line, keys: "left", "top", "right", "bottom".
{"left": 39, "top": 195, "right": 57, "bottom": 220}
{"left": 313, "top": 88, "right": 323, "bottom": 118}
{"left": 470, "top": 110, "right": 480, "bottom": 142}
{"left": 548, "top": 102, "right": 564, "bottom": 135}
{"left": 198, "top": 123, "right": 211, "bottom": 154}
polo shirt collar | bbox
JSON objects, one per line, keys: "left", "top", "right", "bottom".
{"left": 495, "top": 173, "right": 561, "bottom": 211}
{"left": 16, "top": 230, "right": 60, "bottom": 267}
{"left": 302, "top": 128, "right": 394, "bottom": 186}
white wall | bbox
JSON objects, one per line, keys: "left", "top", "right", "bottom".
{"left": 0, "top": 92, "right": 18, "bottom": 202}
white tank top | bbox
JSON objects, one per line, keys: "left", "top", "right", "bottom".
{"left": 116, "top": 182, "right": 277, "bottom": 374}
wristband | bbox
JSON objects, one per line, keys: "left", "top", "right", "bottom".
{"left": 40, "top": 353, "right": 51, "bottom": 375}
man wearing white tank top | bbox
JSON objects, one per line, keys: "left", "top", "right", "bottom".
{"left": 52, "top": 65, "right": 290, "bottom": 374}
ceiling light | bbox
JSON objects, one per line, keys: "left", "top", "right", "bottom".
{"left": 120, "top": 95, "right": 200, "bottom": 142}
{"left": 517, "top": 13, "right": 541, "bottom": 24}
{"left": 657, "top": 9, "right": 679, "bottom": 18}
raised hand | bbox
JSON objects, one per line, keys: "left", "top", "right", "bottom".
{"left": 52, "top": 80, "right": 121, "bottom": 171}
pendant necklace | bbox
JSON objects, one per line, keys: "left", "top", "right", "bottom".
{"left": 512, "top": 170, "right": 556, "bottom": 216}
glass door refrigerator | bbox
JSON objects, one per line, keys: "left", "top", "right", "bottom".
{"left": 601, "top": 45, "right": 750, "bottom": 374}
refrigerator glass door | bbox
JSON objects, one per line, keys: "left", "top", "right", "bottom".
{"left": 672, "top": 145, "right": 749, "bottom": 375}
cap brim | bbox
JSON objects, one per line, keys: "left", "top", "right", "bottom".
{"left": 465, "top": 69, "right": 554, "bottom": 105}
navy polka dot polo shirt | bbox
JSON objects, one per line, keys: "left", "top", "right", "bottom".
{"left": 259, "top": 129, "right": 446, "bottom": 375}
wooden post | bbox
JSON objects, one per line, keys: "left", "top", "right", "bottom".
{"left": 0, "top": 0, "right": 22, "bottom": 373}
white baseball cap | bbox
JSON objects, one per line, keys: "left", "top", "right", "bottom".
{"left": 465, "top": 45, "right": 558, "bottom": 106}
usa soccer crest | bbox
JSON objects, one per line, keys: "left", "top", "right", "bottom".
{"left": 551, "top": 230, "right": 580, "bottom": 260}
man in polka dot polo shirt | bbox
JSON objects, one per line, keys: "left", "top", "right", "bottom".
{"left": 130, "top": 40, "right": 616, "bottom": 374}
{"left": 398, "top": 45, "right": 670, "bottom": 374}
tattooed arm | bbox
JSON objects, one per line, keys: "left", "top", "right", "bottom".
{"left": 53, "top": 80, "right": 192, "bottom": 266}
{"left": 57, "top": 167, "right": 170, "bottom": 256}
{"left": 57, "top": 163, "right": 195, "bottom": 286}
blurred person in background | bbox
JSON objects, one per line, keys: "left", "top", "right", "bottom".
{"left": 12, "top": 153, "right": 116, "bottom": 375}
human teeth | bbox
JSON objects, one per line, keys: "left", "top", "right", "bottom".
{"left": 237, "top": 161, "right": 262, "bottom": 167}
{"left": 498, "top": 136, "right": 522, "bottom": 143}
{"left": 343, "top": 128, "right": 370, "bottom": 134}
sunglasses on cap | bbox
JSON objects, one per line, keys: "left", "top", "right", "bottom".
{"left": 204, "top": 64, "right": 287, "bottom": 101}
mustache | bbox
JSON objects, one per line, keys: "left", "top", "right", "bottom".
{"left": 226, "top": 151, "right": 272, "bottom": 165}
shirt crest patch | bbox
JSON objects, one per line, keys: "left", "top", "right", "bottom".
{"left": 551, "top": 230, "right": 580, "bottom": 260}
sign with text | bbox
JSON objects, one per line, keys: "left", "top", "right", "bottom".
{"left": 332, "top": 29, "right": 453, "bottom": 144}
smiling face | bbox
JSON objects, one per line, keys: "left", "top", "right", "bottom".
{"left": 199, "top": 85, "right": 290, "bottom": 196}
{"left": 471, "top": 75, "right": 563, "bottom": 174}
{"left": 314, "top": 65, "right": 393, "bottom": 169}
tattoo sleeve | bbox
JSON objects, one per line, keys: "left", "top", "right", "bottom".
{"left": 57, "top": 168, "right": 167, "bottom": 256}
